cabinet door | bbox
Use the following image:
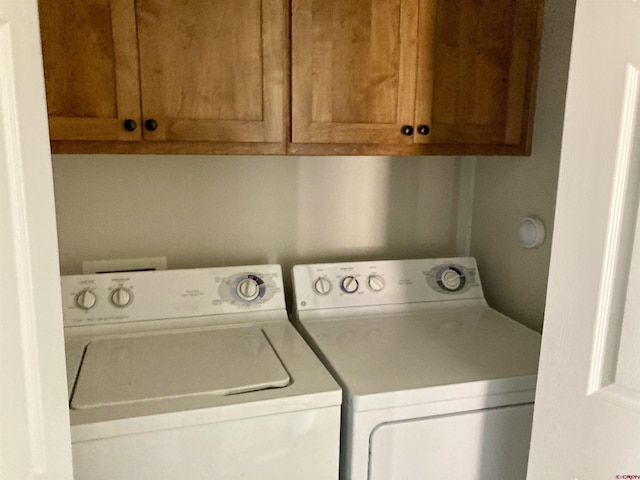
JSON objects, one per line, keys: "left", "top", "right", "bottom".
{"left": 38, "top": 0, "right": 141, "bottom": 141}
{"left": 291, "top": 0, "right": 420, "bottom": 144}
{"left": 418, "top": 0, "right": 542, "bottom": 147}
{"left": 137, "top": 0, "right": 285, "bottom": 143}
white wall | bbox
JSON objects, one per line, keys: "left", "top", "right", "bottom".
{"left": 469, "top": 0, "right": 577, "bottom": 332}
{"left": 52, "top": 155, "right": 464, "bottom": 288}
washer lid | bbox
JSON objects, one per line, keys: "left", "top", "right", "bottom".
{"left": 71, "top": 326, "right": 290, "bottom": 409}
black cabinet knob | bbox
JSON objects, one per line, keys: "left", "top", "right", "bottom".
{"left": 144, "top": 119, "right": 158, "bottom": 131}
{"left": 417, "top": 124, "right": 430, "bottom": 135}
{"left": 401, "top": 125, "right": 414, "bottom": 136}
{"left": 123, "top": 119, "right": 137, "bottom": 131}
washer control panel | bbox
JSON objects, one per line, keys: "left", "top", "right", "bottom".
{"left": 293, "top": 257, "right": 483, "bottom": 311}
{"left": 61, "top": 265, "right": 284, "bottom": 327}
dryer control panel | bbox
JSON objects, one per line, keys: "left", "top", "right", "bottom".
{"left": 292, "top": 257, "right": 484, "bottom": 311}
{"left": 61, "top": 265, "right": 285, "bottom": 327}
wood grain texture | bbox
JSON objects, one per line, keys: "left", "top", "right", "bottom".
{"left": 136, "top": 0, "right": 285, "bottom": 143}
{"left": 429, "top": 0, "right": 543, "bottom": 146}
{"left": 521, "top": 0, "right": 545, "bottom": 155}
{"left": 286, "top": 141, "right": 530, "bottom": 156}
{"left": 292, "top": 0, "right": 541, "bottom": 151}
{"left": 51, "top": 140, "right": 287, "bottom": 155}
{"left": 413, "top": 0, "right": 437, "bottom": 145}
{"left": 38, "top": 0, "right": 141, "bottom": 141}
{"left": 51, "top": 140, "right": 529, "bottom": 156}
{"left": 42, "top": 0, "right": 541, "bottom": 155}
{"left": 291, "top": 0, "right": 418, "bottom": 144}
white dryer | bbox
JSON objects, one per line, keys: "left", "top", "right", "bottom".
{"left": 61, "top": 264, "right": 341, "bottom": 480}
{"left": 291, "top": 257, "right": 541, "bottom": 480}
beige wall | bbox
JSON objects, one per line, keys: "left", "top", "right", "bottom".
{"left": 52, "top": 0, "right": 576, "bottom": 328}
{"left": 52, "top": 155, "right": 464, "bottom": 289}
{"left": 469, "top": 0, "right": 577, "bottom": 332}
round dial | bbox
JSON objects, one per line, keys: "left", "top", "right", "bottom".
{"left": 110, "top": 287, "right": 132, "bottom": 308}
{"left": 313, "top": 277, "right": 332, "bottom": 295}
{"left": 340, "top": 276, "right": 359, "bottom": 294}
{"left": 75, "top": 289, "right": 96, "bottom": 310}
{"left": 236, "top": 277, "right": 261, "bottom": 302}
{"left": 437, "top": 266, "right": 466, "bottom": 292}
{"left": 367, "top": 274, "right": 385, "bottom": 292}
{"left": 441, "top": 269, "right": 462, "bottom": 290}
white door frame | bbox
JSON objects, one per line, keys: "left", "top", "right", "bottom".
{"left": 0, "top": 1, "right": 73, "bottom": 478}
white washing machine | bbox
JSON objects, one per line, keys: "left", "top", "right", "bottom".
{"left": 61, "top": 264, "right": 341, "bottom": 480}
{"left": 291, "top": 257, "right": 542, "bottom": 480}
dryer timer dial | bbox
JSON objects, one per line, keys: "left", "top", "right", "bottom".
{"left": 436, "top": 266, "right": 466, "bottom": 292}
{"left": 441, "top": 269, "right": 462, "bottom": 290}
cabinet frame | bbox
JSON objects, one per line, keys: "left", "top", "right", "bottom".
{"left": 44, "top": 0, "right": 544, "bottom": 156}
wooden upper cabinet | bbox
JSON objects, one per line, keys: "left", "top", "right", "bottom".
{"left": 422, "top": 0, "right": 541, "bottom": 147}
{"left": 292, "top": 0, "right": 543, "bottom": 152}
{"left": 136, "top": 0, "right": 285, "bottom": 143}
{"left": 38, "top": 0, "right": 286, "bottom": 146}
{"left": 38, "top": 0, "right": 141, "bottom": 141}
{"left": 291, "top": 0, "right": 420, "bottom": 144}
{"left": 39, "top": 0, "right": 541, "bottom": 154}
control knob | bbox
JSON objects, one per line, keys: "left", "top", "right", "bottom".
{"left": 367, "top": 274, "right": 385, "bottom": 292}
{"left": 75, "top": 289, "right": 97, "bottom": 310}
{"left": 340, "top": 276, "right": 359, "bottom": 294}
{"left": 236, "top": 277, "right": 261, "bottom": 302}
{"left": 313, "top": 277, "right": 332, "bottom": 295}
{"left": 441, "top": 268, "right": 462, "bottom": 291}
{"left": 110, "top": 287, "right": 133, "bottom": 308}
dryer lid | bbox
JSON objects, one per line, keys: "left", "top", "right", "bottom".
{"left": 300, "top": 306, "right": 541, "bottom": 411}
{"left": 70, "top": 326, "right": 290, "bottom": 409}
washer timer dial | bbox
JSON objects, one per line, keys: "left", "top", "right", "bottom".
{"left": 236, "top": 277, "right": 260, "bottom": 301}
{"left": 231, "top": 274, "right": 267, "bottom": 303}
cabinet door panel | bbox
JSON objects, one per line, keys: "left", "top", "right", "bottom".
{"left": 38, "top": 0, "right": 141, "bottom": 141}
{"left": 292, "top": 0, "right": 418, "bottom": 144}
{"left": 419, "top": 0, "right": 541, "bottom": 146}
{"left": 137, "top": 0, "right": 285, "bottom": 143}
